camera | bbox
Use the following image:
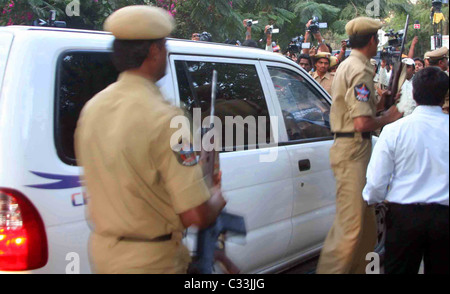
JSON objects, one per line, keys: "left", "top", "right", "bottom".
{"left": 344, "top": 39, "right": 351, "bottom": 48}
{"left": 287, "top": 35, "right": 310, "bottom": 53}
{"left": 380, "top": 46, "right": 401, "bottom": 65}
{"left": 266, "top": 25, "right": 280, "bottom": 35}
{"left": 199, "top": 32, "right": 212, "bottom": 42}
{"left": 432, "top": 0, "right": 445, "bottom": 12}
{"left": 246, "top": 20, "right": 259, "bottom": 27}
{"left": 381, "top": 29, "right": 405, "bottom": 64}
{"left": 385, "top": 29, "right": 404, "bottom": 48}
{"left": 308, "top": 16, "right": 328, "bottom": 34}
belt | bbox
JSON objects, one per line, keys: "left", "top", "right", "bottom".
{"left": 118, "top": 233, "right": 174, "bottom": 243}
{"left": 388, "top": 202, "right": 447, "bottom": 207}
{"left": 333, "top": 132, "right": 372, "bottom": 140}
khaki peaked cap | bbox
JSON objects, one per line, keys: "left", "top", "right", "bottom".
{"left": 330, "top": 56, "right": 339, "bottom": 68}
{"left": 428, "top": 47, "right": 449, "bottom": 60}
{"left": 314, "top": 52, "right": 331, "bottom": 62}
{"left": 104, "top": 5, "right": 175, "bottom": 40}
{"left": 346, "top": 17, "right": 382, "bottom": 36}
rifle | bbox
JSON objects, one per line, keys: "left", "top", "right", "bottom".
{"left": 188, "top": 69, "right": 247, "bottom": 274}
{"left": 384, "top": 15, "right": 410, "bottom": 110}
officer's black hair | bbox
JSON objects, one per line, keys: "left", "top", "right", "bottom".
{"left": 413, "top": 67, "right": 449, "bottom": 106}
{"left": 413, "top": 57, "right": 425, "bottom": 67}
{"left": 297, "top": 54, "right": 312, "bottom": 67}
{"left": 242, "top": 39, "right": 259, "bottom": 48}
{"left": 112, "top": 38, "right": 164, "bottom": 72}
{"left": 428, "top": 56, "right": 446, "bottom": 66}
{"left": 348, "top": 32, "right": 377, "bottom": 49}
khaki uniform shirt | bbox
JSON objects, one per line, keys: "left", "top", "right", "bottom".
{"left": 75, "top": 72, "right": 211, "bottom": 242}
{"left": 312, "top": 71, "right": 335, "bottom": 96}
{"left": 330, "top": 50, "right": 377, "bottom": 133}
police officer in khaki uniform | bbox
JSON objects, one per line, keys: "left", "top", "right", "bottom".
{"left": 316, "top": 17, "right": 403, "bottom": 274}
{"left": 427, "top": 47, "right": 449, "bottom": 114}
{"left": 311, "top": 52, "right": 335, "bottom": 95}
{"left": 74, "top": 6, "right": 226, "bottom": 274}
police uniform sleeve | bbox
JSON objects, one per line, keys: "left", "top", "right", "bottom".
{"left": 346, "top": 69, "right": 375, "bottom": 118}
{"left": 153, "top": 109, "right": 211, "bottom": 215}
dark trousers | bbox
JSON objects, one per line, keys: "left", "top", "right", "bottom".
{"left": 385, "top": 203, "right": 449, "bottom": 274}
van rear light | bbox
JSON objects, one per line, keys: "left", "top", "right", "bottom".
{"left": 0, "top": 188, "right": 48, "bottom": 271}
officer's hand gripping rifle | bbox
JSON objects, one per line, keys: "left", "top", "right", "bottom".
{"left": 384, "top": 15, "right": 410, "bottom": 110}
{"left": 189, "top": 70, "right": 247, "bottom": 275}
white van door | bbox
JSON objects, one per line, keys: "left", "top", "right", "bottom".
{"left": 261, "top": 61, "right": 336, "bottom": 260}
{"left": 0, "top": 31, "right": 13, "bottom": 92}
{"left": 169, "top": 55, "right": 294, "bottom": 273}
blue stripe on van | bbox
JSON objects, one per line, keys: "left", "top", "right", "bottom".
{"left": 26, "top": 171, "right": 82, "bottom": 190}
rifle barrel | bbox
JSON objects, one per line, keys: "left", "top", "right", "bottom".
{"left": 210, "top": 70, "right": 218, "bottom": 126}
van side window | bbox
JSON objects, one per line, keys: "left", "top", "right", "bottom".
{"left": 175, "top": 60, "right": 272, "bottom": 151}
{"left": 56, "top": 52, "right": 119, "bottom": 166}
{"left": 268, "top": 67, "right": 332, "bottom": 141}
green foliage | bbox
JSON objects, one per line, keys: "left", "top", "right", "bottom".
{"left": 1, "top": 0, "right": 448, "bottom": 57}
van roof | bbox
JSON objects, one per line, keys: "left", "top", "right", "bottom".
{"left": 0, "top": 25, "right": 296, "bottom": 65}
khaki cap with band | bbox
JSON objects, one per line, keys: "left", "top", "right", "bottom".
{"left": 427, "top": 47, "right": 449, "bottom": 60}
{"left": 330, "top": 56, "right": 339, "bottom": 68}
{"left": 345, "top": 17, "right": 382, "bottom": 36}
{"left": 104, "top": 5, "right": 175, "bottom": 40}
{"left": 314, "top": 52, "right": 331, "bottom": 62}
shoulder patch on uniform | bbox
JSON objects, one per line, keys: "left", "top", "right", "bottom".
{"left": 173, "top": 143, "right": 198, "bottom": 167}
{"left": 354, "top": 83, "right": 371, "bottom": 102}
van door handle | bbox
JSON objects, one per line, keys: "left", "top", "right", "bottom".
{"left": 298, "top": 160, "right": 311, "bottom": 172}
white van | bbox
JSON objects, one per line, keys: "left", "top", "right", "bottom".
{"left": 0, "top": 26, "right": 382, "bottom": 274}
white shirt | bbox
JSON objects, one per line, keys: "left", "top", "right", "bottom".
{"left": 396, "top": 79, "right": 417, "bottom": 116}
{"left": 363, "top": 106, "right": 449, "bottom": 206}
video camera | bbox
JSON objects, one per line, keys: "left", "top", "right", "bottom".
{"left": 266, "top": 25, "right": 280, "bottom": 35}
{"left": 287, "top": 35, "right": 311, "bottom": 53}
{"left": 385, "top": 29, "right": 404, "bottom": 48}
{"left": 432, "top": 0, "right": 446, "bottom": 12}
{"left": 308, "top": 16, "right": 328, "bottom": 34}
{"left": 380, "top": 29, "right": 404, "bottom": 64}
{"left": 344, "top": 39, "right": 352, "bottom": 48}
{"left": 246, "top": 19, "right": 259, "bottom": 27}
{"left": 199, "top": 32, "right": 213, "bottom": 42}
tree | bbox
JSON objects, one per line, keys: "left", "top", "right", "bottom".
{"left": 1, "top": 0, "right": 448, "bottom": 56}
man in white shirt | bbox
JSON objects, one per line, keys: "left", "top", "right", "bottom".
{"left": 363, "top": 67, "right": 449, "bottom": 274}
{"left": 397, "top": 58, "right": 417, "bottom": 116}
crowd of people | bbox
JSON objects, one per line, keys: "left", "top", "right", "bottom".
{"left": 191, "top": 20, "right": 449, "bottom": 116}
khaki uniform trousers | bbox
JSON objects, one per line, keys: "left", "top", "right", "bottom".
{"left": 317, "top": 137, "right": 377, "bottom": 274}
{"left": 89, "top": 232, "right": 191, "bottom": 274}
